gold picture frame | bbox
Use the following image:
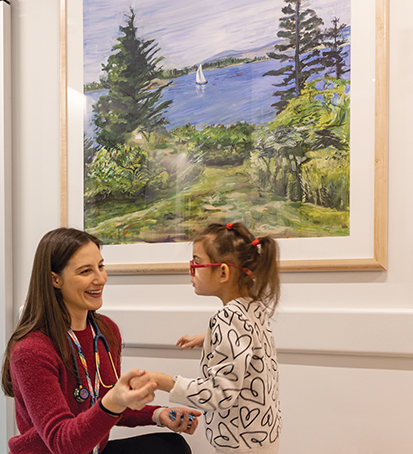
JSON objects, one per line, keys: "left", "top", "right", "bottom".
{"left": 59, "top": 0, "right": 388, "bottom": 274}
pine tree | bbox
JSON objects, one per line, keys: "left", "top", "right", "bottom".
{"left": 93, "top": 8, "right": 172, "bottom": 149}
{"left": 322, "top": 17, "right": 349, "bottom": 79}
{"left": 264, "top": 0, "right": 324, "bottom": 113}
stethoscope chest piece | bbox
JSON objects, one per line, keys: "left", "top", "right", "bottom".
{"left": 74, "top": 386, "right": 89, "bottom": 403}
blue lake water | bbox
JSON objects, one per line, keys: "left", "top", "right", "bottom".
{"left": 162, "top": 60, "right": 281, "bottom": 129}
{"left": 84, "top": 60, "right": 283, "bottom": 137}
{"left": 84, "top": 51, "right": 351, "bottom": 137}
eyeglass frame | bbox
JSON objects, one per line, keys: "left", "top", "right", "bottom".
{"left": 189, "top": 259, "right": 255, "bottom": 279}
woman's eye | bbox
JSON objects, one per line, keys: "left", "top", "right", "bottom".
{"left": 81, "top": 269, "right": 92, "bottom": 274}
{"left": 99, "top": 264, "right": 105, "bottom": 269}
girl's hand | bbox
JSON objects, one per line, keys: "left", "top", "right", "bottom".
{"left": 176, "top": 333, "right": 205, "bottom": 350}
{"left": 129, "top": 370, "right": 175, "bottom": 393}
{"left": 159, "top": 407, "right": 202, "bottom": 435}
{"left": 102, "top": 368, "right": 157, "bottom": 414}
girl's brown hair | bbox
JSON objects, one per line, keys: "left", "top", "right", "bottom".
{"left": 1, "top": 228, "right": 118, "bottom": 397}
{"left": 193, "top": 222, "right": 280, "bottom": 316}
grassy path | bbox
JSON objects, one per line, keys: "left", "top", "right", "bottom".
{"left": 86, "top": 164, "right": 349, "bottom": 244}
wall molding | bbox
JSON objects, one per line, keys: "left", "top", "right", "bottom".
{"left": 122, "top": 345, "right": 413, "bottom": 371}
{"left": 102, "top": 306, "right": 413, "bottom": 359}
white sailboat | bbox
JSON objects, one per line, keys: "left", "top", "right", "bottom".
{"left": 195, "top": 64, "right": 207, "bottom": 85}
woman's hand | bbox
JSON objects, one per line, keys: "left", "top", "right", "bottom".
{"left": 176, "top": 333, "right": 205, "bottom": 350}
{"left": 158, "top": 407, "right": 202, "bottom": 435}
{"left": 102, "top": 368, "right": 157, "bottom": 414}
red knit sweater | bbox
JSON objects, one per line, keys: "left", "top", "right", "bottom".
{"left": 8, "top": 316, "right": 158, "bottom": 454}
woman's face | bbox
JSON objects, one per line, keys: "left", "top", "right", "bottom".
{"left": 52, "top": 241, "right": 107, "bottom": 329}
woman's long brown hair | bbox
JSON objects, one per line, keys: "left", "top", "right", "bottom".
{"left": 1, "top": 228, "right": 119, "bottom": 397}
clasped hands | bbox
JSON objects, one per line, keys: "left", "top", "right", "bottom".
{"left": 129, "top": 369, "right": 201, "bottom": 434}
{"left": 101, "top": 334, "right": 204, "bottom": 434}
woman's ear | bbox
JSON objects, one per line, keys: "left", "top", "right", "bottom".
{"left": 219, "top": 264, "right": 230, "bottom": 283}
{"left": 51, "top": 272, "right": 61, "bottom": 289}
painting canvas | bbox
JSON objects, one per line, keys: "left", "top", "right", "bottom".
{"left": 82, "top": 0, "right": 351, "bottom": 244}
{"left": 63, "top": 0, "right": 388, "bottom": 272}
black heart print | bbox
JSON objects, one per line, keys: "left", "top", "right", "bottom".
{"left": 240, "top": 406, "right": 260, "bottom": 428}
{"left": 228, "top": 329, "right": 252, "bottom": 359}
{"left": 217, "top": 307, "right": 234, "bottom": 326}
{"left": 240, "top": 431, "right": 268, "bottom": 448}
{"left": 187, "top": 389, "right": 214, "bottom": 410}
{"left": 213, "top": 422, "right": 239, "bottom": 448}
{"left": 211, "top": 324, "right": 222, "bottom": 346}
{"left": 216, "top": 363, "right": 239, "bottom": 382}
{"left": 240, "top": 377, "right": 265, "bottom": 406}
{"left": 261, "top": 406, "right": 274, "bottom": 427}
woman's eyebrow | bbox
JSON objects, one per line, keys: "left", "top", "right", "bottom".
{"left": 74, "top": 264, "right": 92, "bottom": 271}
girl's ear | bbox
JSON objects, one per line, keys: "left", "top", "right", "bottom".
{"left": 51, "top": 272, "right": 61, "bottom": 289}
{"left": 219, "top": 264, "right": 230, "bottom": 283}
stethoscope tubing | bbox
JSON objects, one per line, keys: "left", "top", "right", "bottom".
{"left": 68, "top": 318, "right": 118, "bottom": 403}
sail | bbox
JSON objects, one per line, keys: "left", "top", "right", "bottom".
{"left": 195, "top": 65, "right": 207, "bottom": 85}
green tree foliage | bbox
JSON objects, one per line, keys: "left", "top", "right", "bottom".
{"left": 264, "top": 0, "right": 324, "bottom": 113}
{"left": 248, "top": 78, "right": 349, "bottom": 208}
{"left": 171, "top": 122, "right": 255, "bottom": 166}
{"left": 301, "top": 148, "right": 349, "bottom": 209}
{"left": 322, "top": 17, "right": 349, "bottom": 79}
{"left": 85, "top": 145, "right": 171, "bottom": 201}
{"left": 93, "top": 8, "right": 172, "bottom": 149}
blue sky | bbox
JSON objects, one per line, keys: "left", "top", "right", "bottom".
{"left": 83, "top": 0, "right": 351, "bottom": 84}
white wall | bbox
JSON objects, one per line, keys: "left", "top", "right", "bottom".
{"left": 0, "top": 1, "right": 13, "bottom": 452}
{"left": 5, "top": 1, "right": 413, "bottom": 453}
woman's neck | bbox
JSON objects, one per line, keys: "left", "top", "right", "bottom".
{"left": 69, "top": 312, "right": 89, "bottom": 331}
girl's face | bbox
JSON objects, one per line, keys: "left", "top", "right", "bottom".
{"left": 190, "top": 241, "right": 222, "bottom": 297}
{"left": 52, "top": 241, "right": 107, "bottom": 329}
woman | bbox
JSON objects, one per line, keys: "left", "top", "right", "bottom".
{"left": 1, "top": 228, "right": 201, "bottom": 454}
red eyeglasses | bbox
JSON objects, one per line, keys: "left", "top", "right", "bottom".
{"left": 189, "top": 260, "right": 255, "bottom": 279}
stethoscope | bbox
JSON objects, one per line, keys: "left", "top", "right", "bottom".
{"left": 67, "top": 318, "right": 119, "bottom": 403}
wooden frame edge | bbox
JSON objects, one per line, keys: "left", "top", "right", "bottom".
{"left": 60, "top": 0, "right": 389, "bottom": 274}
{"left": 373, "top": 0, "right": 389, "bottom": 270}
{"left": 105, "top": 258, "right": 385, "bottom": 275}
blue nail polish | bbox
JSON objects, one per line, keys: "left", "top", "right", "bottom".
{"left": 169, "top": 410, "right": 194, "bottom": 428}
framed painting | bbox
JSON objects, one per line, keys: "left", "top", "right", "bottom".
{"left": 60, "top": 0, "right": 388, "bottom": 274}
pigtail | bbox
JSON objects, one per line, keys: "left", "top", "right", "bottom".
{"left": 247, "top": 235, "right": 280, "bottom": 316}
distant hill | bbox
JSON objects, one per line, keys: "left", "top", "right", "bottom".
{"left": 202, "top": 42, "right": 277, "bottom": 65}
{"left": 201, "top": 24, "right": 351, "bottom": 65}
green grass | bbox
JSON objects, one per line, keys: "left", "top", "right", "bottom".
{"left": 85, "top": 164, "right": 349, "bottom": 244}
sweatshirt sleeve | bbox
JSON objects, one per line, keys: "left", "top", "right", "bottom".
{"left": 169, "top": 306, "right": 253, "bottom": 412}
{"left": 10, "top": 336, "right": 119, "bottom": 454}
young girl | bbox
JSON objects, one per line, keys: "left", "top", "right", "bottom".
{"left": 130, "top": 222, "right": 282, "bottom": 453}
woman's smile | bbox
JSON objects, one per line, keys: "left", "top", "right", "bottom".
{"left": 52, "top": 241, "right": 107, "bottom": 329}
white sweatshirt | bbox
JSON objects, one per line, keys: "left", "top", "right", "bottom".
{"left": 170, "top": 297, "right": 282, "bottom": 453}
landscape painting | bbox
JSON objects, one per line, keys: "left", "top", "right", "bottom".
{"left": 82, "top": 0, "right": 351, "bottom": 245}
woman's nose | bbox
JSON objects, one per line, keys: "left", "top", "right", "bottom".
{"left": 94, "top": 269, "right": 107, "bottom": 284}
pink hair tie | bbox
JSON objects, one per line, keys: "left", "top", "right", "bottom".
{"left": 252, "top": 238, "right": 260, "bottom": 247}
{"left": 227, "top": 223, "right": 234, "bottom": 230}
